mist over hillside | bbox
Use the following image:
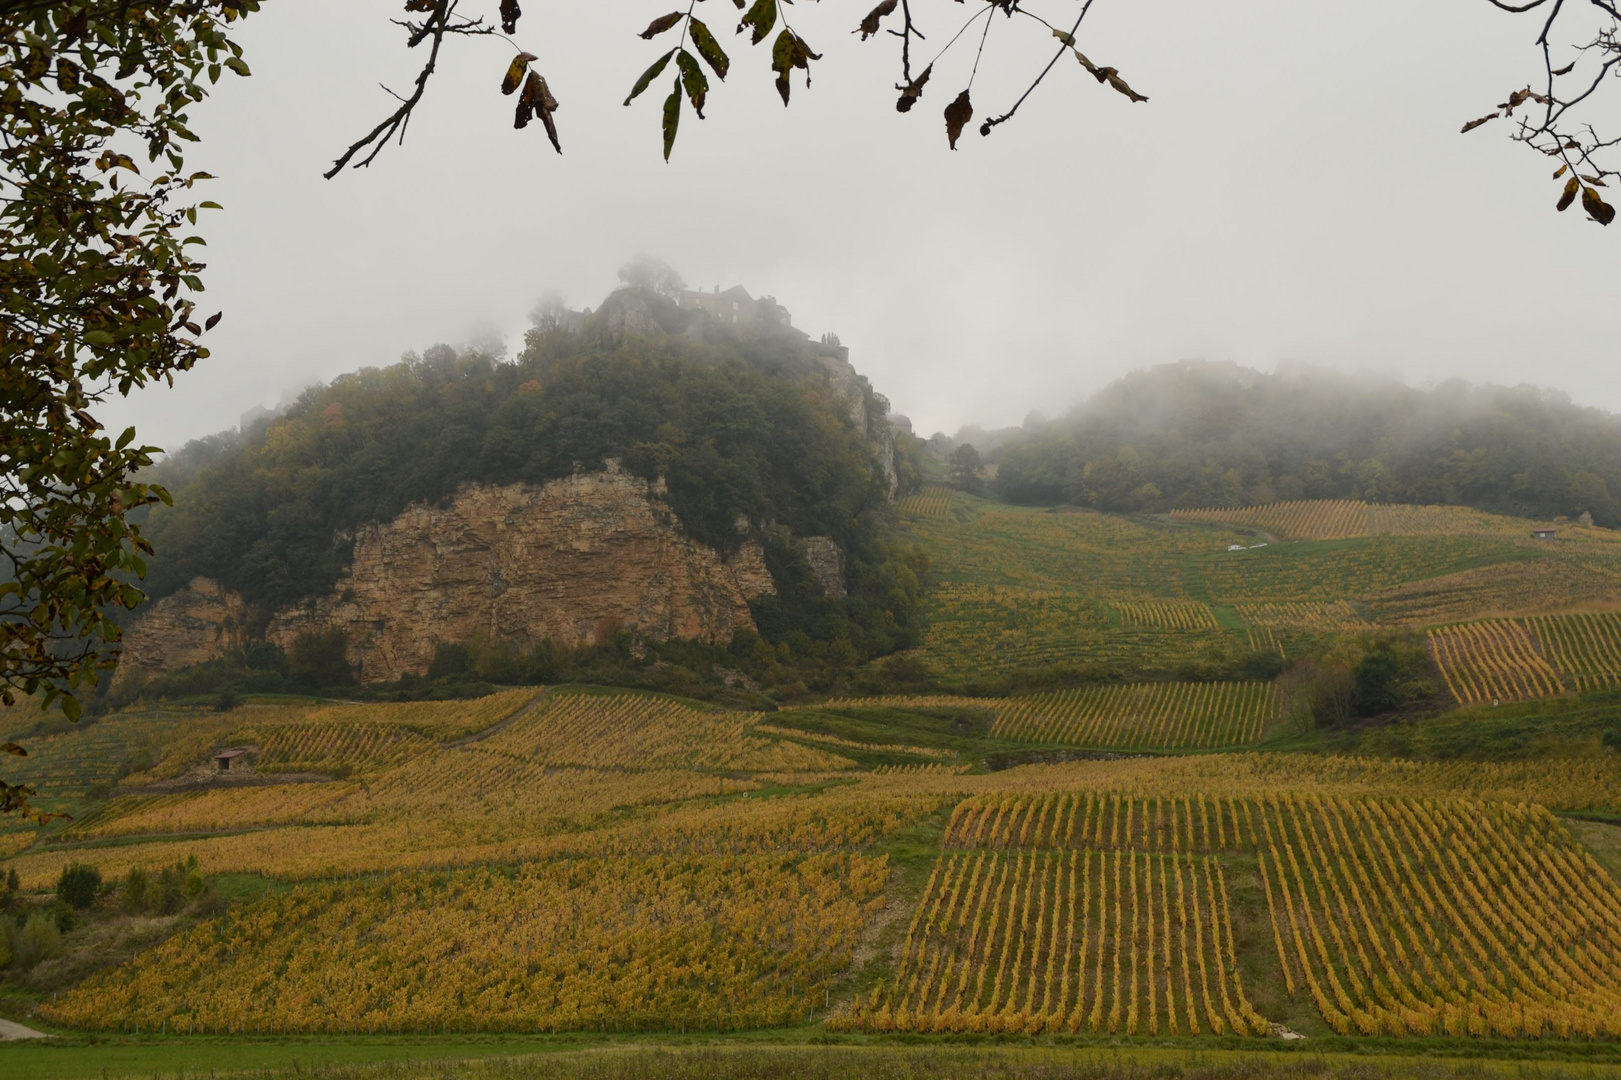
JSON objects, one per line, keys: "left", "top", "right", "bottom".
{"left": 987, "top": 361, "right": 1621, "bottom": 525}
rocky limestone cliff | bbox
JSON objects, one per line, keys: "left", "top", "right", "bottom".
{"left": 121, "top": 466, "right": 776, "bottom": 686}
{"left": 115, "top": 577, "right": 245, "bottom": 685}
{"left": 267, "top": 465, "right": 775, "bottom": 682}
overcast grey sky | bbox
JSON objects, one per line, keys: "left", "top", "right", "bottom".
{"left": 106, "top": 0, "right": 1617, "bottom": 449}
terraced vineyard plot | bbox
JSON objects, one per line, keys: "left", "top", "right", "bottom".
{"left": 1427, "top": 621, "right": 1565, "bottom": 704}
{"left": 898, "top": 486, "right": 955, "bottom": 517}
{"left": 908, "top": 506, "right": 1244, "bottom": 594}
{"left": 253, "top": 721, "right": 439, "bottom": 775}
{"left": 1528, "top": 612, "right": 1621, "bottom": 691}
{"left": 1235, "top": 602, "right": 1371, "bottom": 631}
{"left": 990, "top": 683, "right": 1280, "bottom": 750}
{"left": 43, "top": 854, "right": 886, "bottom": 1034}
{"left": 1112, "top": 601, "right": 1219, "bottom": 630}
{"left": 1253, "top": 794, "right": 1621, "bottom": 1037}
{"left": 1172, "top": 500, "right": 1370, "bottom": 541}
{"left": 478, "top": 691, "right": 854, "bottom": 772}
{"left": 834, "top": 849, "right": 1267, "bottom": 1034}
{"left": 1203, "top": 536, "right": 1533, "bottom": 603}
{"left": 1369, "top": 559, "right": 1621, "bottom": 625}
{"left": 1366, "top": 503, "right": 1528, "bottom": 536}
{"left": 919, "top": 585, "right": 1240, "bottom": 680}
{"left": 945, "top": 792, "right": 1250, "bottom": 852}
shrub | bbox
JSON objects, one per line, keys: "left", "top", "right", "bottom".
{"left": 56, "top": 863, "right": 101, "bottom": 909}
{"left": 122, "top": 868, "right": 149, "bottom": 915}
{"left": 13, "top": 912, "right": 61, "bottom": 969}
{"left": 182, "top": 870, "right": 207, "bottom": 902}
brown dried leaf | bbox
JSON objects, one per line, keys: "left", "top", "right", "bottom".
{"left": 499, "top": 0, "right": 521, "bottom": 34}
{"left": 1552, "top": 60, "right": 1575, "bottom": 76}
{"left": 896, "top": 64, "right": 931, "bottom": 113}
{"left": 1557, "top": 175, "right": 1579, "bottom": 212}
{"left": 1099, "top": 67, "right": 1148, "bottom": 103}
{"left": 1582, "top": 186, "right": 1615, "bottom": 225}
{"left": 1552, "top": 164, "right": 1567, "bottom": 178}
{"left": 640, "top": 12, "right": 684, "bottom": 40}
{"left": 858, "top": 0, "right": 898, "bottom": 41}
{"left": 1580, "top": 174, "right": 1606, "bottom": 186}
{"left": 944, "top": 88, "right": 972, "bottom": 150}
{"left": 1460, "top": 113, "right": 1497, "bottom": 134}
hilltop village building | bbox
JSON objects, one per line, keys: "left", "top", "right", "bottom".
{"left": 677, "top": 285, "right": 794, "bottom": 331}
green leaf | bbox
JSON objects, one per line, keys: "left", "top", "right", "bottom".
{"left": 676, "top": 51, "right": 709, "bottom": 118}
{"left": 83, "top": 331, "right": 114, "bottom": 347}
{"left": 60, "top": 695, "right": 80, "bottom": 722}
{"left": 501, "top": 52, "right": 537, "bottom": 96}
{"left": 689, "top": 18, "right": 730, "bottom": 79}
{"left": 625, "top": 49, "right": 676, "bottom": 106}
{"left": 738, "top": 0, "right": 777, "bottom": 46}
{"left": 223, "top": 56, "right": 250, "bottom": 77}
{"left": 663, "top": 75, "right": 682, "bottom": 161}
{"left": 770, "top": 30, "right": 819, "bottom": 106}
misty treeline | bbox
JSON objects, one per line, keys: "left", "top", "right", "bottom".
{"left": 130, "top": 287, "right": 927, "bottom": 699}
{"left": 989, "top": 362, "right": 1621, "bottom": 525}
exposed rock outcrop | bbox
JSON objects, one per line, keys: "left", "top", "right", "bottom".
{"left": 115, "top": 577, "right": 245, "bottom": 685}
{"left": 118, "top": 467, "right": 778, "bottom": 686}
{"left": 796, "top": 536, "right": 847, "bottom": 598}
{"left": 265, "top": 465, "right": 774, "bottom": 683}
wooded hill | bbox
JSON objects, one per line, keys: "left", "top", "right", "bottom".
{"left": 991, "top": 361, "right": 1621, "bottom": 525}
{"left": 134, "top": 287, "right": 925, "bottom": 675}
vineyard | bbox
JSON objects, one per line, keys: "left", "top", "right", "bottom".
{"left": 1112, "top": 602, "right": 1219, "bottom": 631}
{"left": 898, "top": 486, "right": 956, "bottom": 517}
{"left": 1171, "top": 500, "right": 1370, "bottom": 541}
{"left": 1368, "top": 559, "right": 1621, "bottom": 626}
{"left": 917, "top": 584, "right": 1241, "bottom": 681}
{"left": 42, "top": 854, "right": 887, "bottom": 1034}
{"left": 989, "top": 683, "right": 1280, "bottom": 750}
{"left": 18, "top": 487, "right": 1621, "bottom": 1052}
{"left": 1203, "top": 536, "right": 1533, "bottom": 604}
{"left": 833, "top": 848, "right": 1266, "bottom": 1034}
{"left": 1426, "top": 613, "right": 1621, "bottom": 704}
{"left": 1528, "top": 611, "right": 1621, "bottom": 691}
{"left": 1169, "top": 501, "right": 1549, "bottom": 543}
{"left": 1252, "top": 794, "right": 1621, "bottom": 1037}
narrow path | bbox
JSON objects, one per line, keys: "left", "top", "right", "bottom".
{"left": 0, "top": 1018, "right": 51, "bottom": 1040}
{"left": 443, "top": 687, "right": 551, "bottom": 749}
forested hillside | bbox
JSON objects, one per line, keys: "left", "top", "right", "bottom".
{"left": 133, "top": 287, "right": 924, "bottom": 680}
{"left": 992, "top": 361, "right": 1621, "bottom": 524}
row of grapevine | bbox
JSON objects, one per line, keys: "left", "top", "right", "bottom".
{"left": 1112, "top": 602, "right": 1219, "bottom": 631}
{"left": 480, "top": 693, "right": 852, "bottom": 773}
{"left": 1527, "top": 611, "right": 1621, "bottom": 691}
{"left": 254, "top": 721, "right": 437, "bottom": 774}
{"left": 1234, "top": 601, "right": 1371, "bottom": 631}
{"left": 898, "top": 486, "right": 955, "bottom": 517}
{"left": 990, "top": 683, "right": 1279, "bottom": 749}
{"left": 1427, "top": 621, "right": 1565, "bottom": 704}
{"left": 830, "top": 849, "right": 1267, "bottom": 1035}
{"left": 41, "top": 854, "right": 886, "bottom": 1034}
{"left": 1170, "top": 500, "right": 1370, "bottom": 541}
{"left": 943, "top": 792, "right": 1253, "bottom": 853}
{"left": 1253, "top": 793, "right": 1621, "bottom": 1037}
{"left": 753, "top": 724, "right": 954, "bottom": 760}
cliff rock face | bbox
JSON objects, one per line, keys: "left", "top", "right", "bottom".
{"left": 797, "top": 536, "right": 847, "bottom": 598}
{"left": 115, "top": 577, "right": 245, "bottom": 684}
{"left": 119, "top": 467, "right": 776, "bottom": 686}
{"left": 265, "top": 465, "right": 775, "bottom": 683}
